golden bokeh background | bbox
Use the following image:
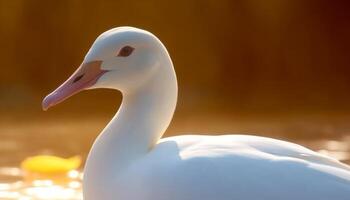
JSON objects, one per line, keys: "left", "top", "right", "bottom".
{"left": 0, "top": 0, "right": 350, "bottom": 171}
{"left": 1, "top": 0, "right": 350, "bottom": 113}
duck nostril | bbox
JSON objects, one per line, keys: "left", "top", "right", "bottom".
{"left": 73, "top": 74, "right": 85, "bottom": 83}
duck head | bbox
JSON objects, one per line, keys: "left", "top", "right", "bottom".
{"left": 42, "top": 27, "right": 164, "bottom": 110}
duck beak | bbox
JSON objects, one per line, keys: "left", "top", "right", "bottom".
{"left": 42, "top": 60, "right": 108, "bottom": 111}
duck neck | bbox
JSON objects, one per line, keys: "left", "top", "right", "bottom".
{"left": 85, "top": 55, "right": 177, "bottom": 172}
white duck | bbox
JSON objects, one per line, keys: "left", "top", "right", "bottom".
{"left": 43, "top": 27, "right": 350, "bottom": 200}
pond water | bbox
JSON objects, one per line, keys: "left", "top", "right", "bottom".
{"left": 0, "top": 169, "right": 82, "bottom": 199}
{"left": 0, "top": 113, "right": 349, "bottom": 199}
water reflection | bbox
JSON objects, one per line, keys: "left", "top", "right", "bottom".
{"left": 0, "top": 169, "right": 82, "bottom": 200}
{"left": 315, "top": 136, "right": 350, "bottom": 163}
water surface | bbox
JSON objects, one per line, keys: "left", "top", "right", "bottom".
{"left": 0, "top": 113, "right": 349, "bottom": 199}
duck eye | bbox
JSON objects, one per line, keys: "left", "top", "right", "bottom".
{"left": 117, "top": 46, "right": 134, "bottom": 57}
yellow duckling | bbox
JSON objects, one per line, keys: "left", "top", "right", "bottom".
{"left": 21, "top": 155, "right": 81, "bottom": 174}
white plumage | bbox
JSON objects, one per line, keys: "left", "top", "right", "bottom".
{"left": 43, "top": 27, "right": 350, "bottom": 200}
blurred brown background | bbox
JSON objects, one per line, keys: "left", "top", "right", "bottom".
{"left": 0, "top": 0, "right": 350, "bottom": 165}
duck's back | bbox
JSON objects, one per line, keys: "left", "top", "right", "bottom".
{"left": 117, "top": 135, "right": 350, "bottom": 200}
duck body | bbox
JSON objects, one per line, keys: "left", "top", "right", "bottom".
{"left": 86, "top": 135, "right": 350, "bottom": 200}
{"left": 42, "top": 27, "right": 350, "bottom": 200}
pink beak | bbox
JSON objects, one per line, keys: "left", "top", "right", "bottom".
{"left": 42, "top": 60, "right": 108, "bottom": 111}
